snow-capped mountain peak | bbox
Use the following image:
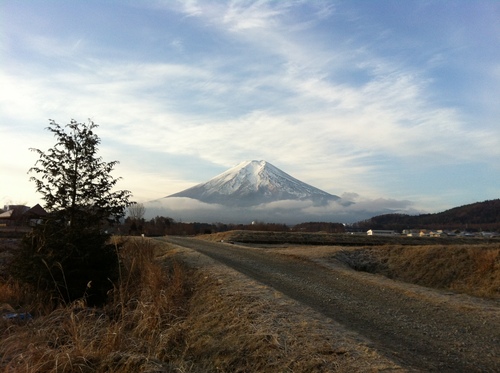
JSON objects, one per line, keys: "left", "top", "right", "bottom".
{"left": 166, "top": 160, "right": 340, "bottom": 206}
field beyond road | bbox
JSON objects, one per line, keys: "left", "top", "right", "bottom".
{"left": 161, "top": 234, "right": 500, "bottom": 372}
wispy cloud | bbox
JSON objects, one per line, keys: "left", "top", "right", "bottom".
{"left": 2, "top": 0, "right": 499, "bottom": 213}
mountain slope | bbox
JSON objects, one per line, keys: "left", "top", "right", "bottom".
{"left": 355, "top": 199, "right": 500, "bottom": 231}
{"left": 167, "top": 160, "right": 341, "bottom": 207}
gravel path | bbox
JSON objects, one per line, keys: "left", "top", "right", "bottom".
{"left": 160, "top": 236, "right": 500, "bottom": 372}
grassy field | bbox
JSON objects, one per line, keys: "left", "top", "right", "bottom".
{"left": 1, "top": 232, "right": 498, "bottom": 371}
{"left": 200, "top": 229, "right": 498, "bottom": 246}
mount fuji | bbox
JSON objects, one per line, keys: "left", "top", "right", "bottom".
{"left": 144, "top": 160, "right": 416, "bottom": 224}
{"left": 167, "top": 160, "right": 342, "bottom": 207}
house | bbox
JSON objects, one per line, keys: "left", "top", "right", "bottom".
{"left": 429, "top": 230, "right": 446, "bottom": 237}
{"left": 0, "top": 209, "right": 14, "bottom": 220}
{"left": 367, "top": 229, "right": 397, "bottom": 236}
{"left": 0, "top": 205, "right": 29, "bottom": 226}
{"left": 24, "top": 204, "right": 48, "bottom": 226}
{"left": 0, "top": 204, "right": 47, "bottom": 227}
{"left": 481, "top": 231, "right": 500, "bottom": 238}
{"left": 403, "top": 229, "right": 420, "bottom": 237}
{"left": 0, "top": 209, "right": 13, "bottom": 227}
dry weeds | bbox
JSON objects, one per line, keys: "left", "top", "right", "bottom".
{"left": 0, "top": 237, "right": 192, "bottom": 372}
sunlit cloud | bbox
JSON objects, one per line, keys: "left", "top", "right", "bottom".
{"left": 2, "top": 0, "right": 499, "bottom": 215}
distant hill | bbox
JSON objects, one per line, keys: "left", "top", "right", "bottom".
{"left": 354, "top": 199, "right": 500, "bottom": 232}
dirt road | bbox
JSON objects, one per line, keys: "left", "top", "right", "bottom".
{"left": 159, "top": 236, "right": 500, "bottom": 372}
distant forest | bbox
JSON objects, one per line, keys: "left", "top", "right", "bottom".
{"left": 123, "top": 217, "right": 345, "bottom": 236}
{"left": 122, "top": 199, "right": 500, "bottom": 236}
{"left": 352, "top": 199, "right": 500, "bottom": 232}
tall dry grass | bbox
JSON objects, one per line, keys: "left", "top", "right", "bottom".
{"left": 0, "top": 237, "right": 193, "bottom": 372}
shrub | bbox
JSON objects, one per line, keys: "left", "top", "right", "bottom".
{"left": 12, "top": 220, "right": 119, "bottom": 307}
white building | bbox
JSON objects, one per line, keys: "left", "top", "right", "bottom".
{"left": 366, "top": 229, "right": 397, "bottom": 236}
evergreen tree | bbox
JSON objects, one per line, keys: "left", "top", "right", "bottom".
{"left": 13, "top": 119, "right": 133, "bottom": 306}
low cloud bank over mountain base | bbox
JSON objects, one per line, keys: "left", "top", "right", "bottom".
{"left": 144, "top": 196, "right": 418, "bottom": 225}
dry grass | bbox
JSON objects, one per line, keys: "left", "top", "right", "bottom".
{"left": 0, "top": 237, "right": 193, "bottom": 372}
{"left": 1, "top": 237, "right": 404, "bottom": 372}
{"left": 179, "top": 277, "right": 345, "bottom": 372}
{"left": 380, "top": 244, "right": 500, "bottom": 298}
{"left": 319, "top": 243, "right": 500, "bottom": 299}
{"left": 0, "top": 239, "right": 48, "bottom": 316}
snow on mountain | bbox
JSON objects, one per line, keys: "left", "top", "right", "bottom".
{"left": 166, "top": 160, "right": 341, "bottom": 206}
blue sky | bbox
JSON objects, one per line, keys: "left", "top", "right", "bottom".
{"left": 1, "top": 0, "right": 499, "bottom": 217}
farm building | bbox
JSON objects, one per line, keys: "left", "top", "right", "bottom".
{"left": 366, "top": 229, "right": 398, "bottom": 236}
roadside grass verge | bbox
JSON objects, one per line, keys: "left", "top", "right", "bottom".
{"left": 164, "top": 244, "right": 403, "bottom": 373}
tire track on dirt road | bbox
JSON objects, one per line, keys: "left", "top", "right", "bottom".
{"left": 158, "top": 236, "right": 500, "bottom": 372}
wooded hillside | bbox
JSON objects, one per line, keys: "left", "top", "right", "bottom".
{"left": 353, "top": 199, "right": 500, "bottom": 232}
